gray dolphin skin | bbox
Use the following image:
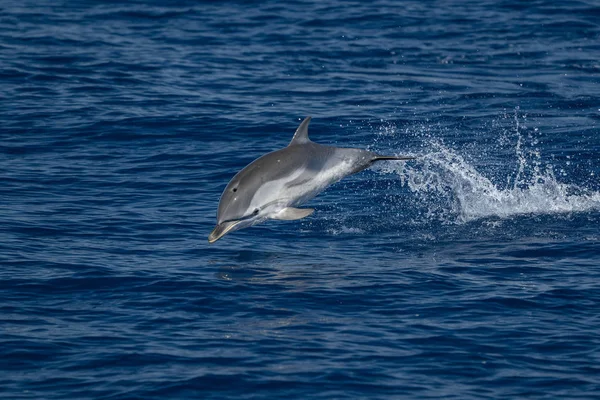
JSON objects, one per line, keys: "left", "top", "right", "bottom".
{"left": 208, "top": 117, "right": 415, "bottom": 243}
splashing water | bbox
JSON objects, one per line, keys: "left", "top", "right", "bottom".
{"left": 373, "top": 118, "right": 600, "bottom": 224}
{"left": 398, "top": 145, "right": 599, "bottom": 223}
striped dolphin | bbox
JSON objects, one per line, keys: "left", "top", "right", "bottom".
{"left": 208, "top": 117, "right": 414, "bottom": 243}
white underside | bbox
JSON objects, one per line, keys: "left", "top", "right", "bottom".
{"left": 245, "top": 157, "right": 357, "bottom": 221}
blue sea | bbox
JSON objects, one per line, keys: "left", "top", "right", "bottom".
{"left": 2, "top": 1, "right": 600, "bottom": 398}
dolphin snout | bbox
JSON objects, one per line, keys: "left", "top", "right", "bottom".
{"left": 208, "top": 221, "right": 240, "bottom": 243}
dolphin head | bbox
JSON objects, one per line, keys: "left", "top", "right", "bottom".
{"left": 209, "top": 171, "right": 262, "bottom": 243}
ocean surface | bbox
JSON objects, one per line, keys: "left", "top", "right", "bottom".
{"left": 1, "top": 0, "right": 600, "bottom": 398}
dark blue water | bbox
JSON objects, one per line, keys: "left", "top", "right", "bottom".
{"left": 2, "top": 1, "right": 600, "bottom": 398}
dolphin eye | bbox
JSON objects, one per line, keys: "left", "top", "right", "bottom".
{"left": 232, "top": 188, "right": 237, "bottom": 192}
{"left": 253, "top": 208, "right": 259, "bottom": 215}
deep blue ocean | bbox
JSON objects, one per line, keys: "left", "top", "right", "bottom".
{"left": 2, "top": 1, "right": 600, "bottom": 398}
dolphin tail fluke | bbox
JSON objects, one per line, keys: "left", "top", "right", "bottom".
{"left": 372, "top": 155, "right": 416, "bottom": 162}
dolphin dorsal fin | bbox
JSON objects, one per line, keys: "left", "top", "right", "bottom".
{"left": 289, "top": 116, "right": 312, "bottom": 146}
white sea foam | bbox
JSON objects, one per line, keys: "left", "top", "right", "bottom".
{"left": 372, "top": 116, "right": 600, "bottom": 224}
{"left": 327, "top": 226, "right": 365, "bottom": 235}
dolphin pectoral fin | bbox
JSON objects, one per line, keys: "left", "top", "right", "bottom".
{"left": 272, "top": 207, "right": 315, "bottom": 221}
{"left": 208, "top": 220, "right": 241, "bottom": 243}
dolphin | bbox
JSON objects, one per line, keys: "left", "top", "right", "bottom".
{"left": 208, "top": 117, "right": 414, "bottom": 243}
